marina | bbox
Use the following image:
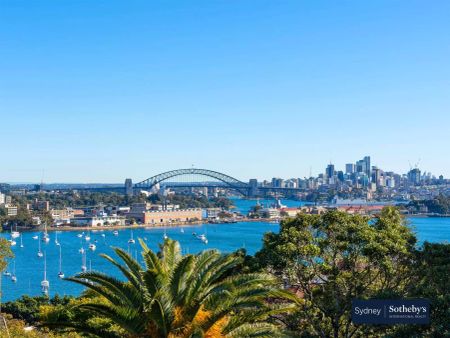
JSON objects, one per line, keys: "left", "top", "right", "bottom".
{"left": 0, "top": 215, "right": 449, "bottom": 301}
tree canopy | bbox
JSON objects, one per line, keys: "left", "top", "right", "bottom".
{"left": 42, "top": 239, "right": 295, "bottom": 337}
{"left": 255, "top": 207, "right": 416, "bottom": 338}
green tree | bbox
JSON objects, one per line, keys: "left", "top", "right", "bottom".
{"left": 43, "top": 239, "right": 294, "bottom": 337}
{"left": 256, "top": 207, "right": 416, "bottom": 338}
{"left": 2, "top": 295, "right": 72, "bottom": 325}
{"left": 0, "top": 238, "right": 13, "bottom": 273}
{"left": 392, "top": 242, "right": 450, "bottom": 337}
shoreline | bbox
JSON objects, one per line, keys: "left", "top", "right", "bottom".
{"left": 7, "top": 217, "right": 279, "bottom": 233}
{"left": 6, "top": 213, "right": 448, "bottom": 234}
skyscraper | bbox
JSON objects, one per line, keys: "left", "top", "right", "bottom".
{"left": 345, "top": 163, "right": 355, "bottom": 174}
{"left": 363, "top": 156, "right": 371, "bottom": 177}
{"left": 408, "top": 169, "right": 421, "bottom": 185}
{"left": 356, "top": 156, "right": 371, "bottom": 179}
{"left": 326, "top": 164, "right": 335, "bottom": 179}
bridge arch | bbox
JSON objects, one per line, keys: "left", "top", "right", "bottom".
{"left": 134, "top": 168, "right": 250, "bottom": 196}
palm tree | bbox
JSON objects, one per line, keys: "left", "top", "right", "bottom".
{"left": 43, "top": 239, "right": 295, "bottom": 337}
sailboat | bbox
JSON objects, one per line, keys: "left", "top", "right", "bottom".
{"left": 196, "top": 225, "right": 208, "bottom": 244}
{"left": 128, "top": 230, "right": 135, "bottom": 244}
{"left": 58, "top": 246, "right": 64, "bottom": 278}
{"left": 41, "top": 252, "right": 49, "bottom": 295}
{"left": 3, "top": 261, "right": 11, "bottom": 277}
{"left": 42, "top": 223, "right": 50, "bottom": 243}
{"left": 180, "top": 228, "right": 185, "bottom": 233}
{"left": 81, "top": 250, "right": 87, "bottom": 272}
{"left": 37, "top": 235, "right": 43, "bottom": 257}
{"left": 163, "top": 227, "right": 168, "bottom": 240}
{"left": 85, "top": 231, "right": 91, "bottom": 241}
{"left": 32, "top": 235, "right": 38, "bottom": 240}
{"left": 55, "top": 231, "right": 60, "bottom": 246}
{"left": 11, "top": 260, "right": 17, "bottom": 283}
{"left": 78, "top": 236, "right": 85, "bottom": 254}
{"left": 20, "top": 233, "right": 24, "bottom": 248}
{"left": 11, "top": 225, "right": 20, "bottom": 239}
{"left": 198, "top": 233, "right": 208, "bottom": 244}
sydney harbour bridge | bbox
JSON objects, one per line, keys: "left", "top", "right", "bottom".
{"left": 46, "top": 168, "right": 303, "bottom": 197}
{"left": 128, "top": 168, "right": 301, "bottom": 197}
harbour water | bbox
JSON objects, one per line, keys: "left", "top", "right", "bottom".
{"left": 0, "top": 199, "right": 449, "bottom": 301}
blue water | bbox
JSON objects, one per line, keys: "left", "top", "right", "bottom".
{"left": 408, "top": 217, "right": 450, "bottom": 244}
{"left": 0, "top": 199, "right": 448, "bottom": 301}
{"left": 229, "top": 197, "right": 309, "bottom": 214}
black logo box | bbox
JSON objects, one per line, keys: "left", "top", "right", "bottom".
{"left": 352, "top": 299, "right": 430, "bottom": 325}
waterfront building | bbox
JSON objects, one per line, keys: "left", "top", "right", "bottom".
{"left": 141, "top": 209, "right": 203, "bottom": 225}
{"left": 70, "top": 215, "right": 126, "bottom": 227}
{"left": 336, "top": 205, "right": 384, "bottom": 216}
{"left": 51, "top": 208, "right": 84, "bottom": 223}
{"left": 105, "top": 206, "right": 131, "bottom": 215}
{"left": 0, "top": 193, "right": 5, "bottom": 205}
{"left": 298, "top": 206, "right": 327, "bottom": 215}
{"left": 279, "top": 207, "right": 301, "bottom": 217}
{"left": 205, "top": 208, "right": 222, "bottom": 219}
{"left": 261, "top": 208, "right": 280, "bottom": 219}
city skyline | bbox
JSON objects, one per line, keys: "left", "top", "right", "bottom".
{"left": 1, "top": 154, "right": 443, "bottom": 184}
{"left": 2, "top": 1, "right": 450, "bottom": 182}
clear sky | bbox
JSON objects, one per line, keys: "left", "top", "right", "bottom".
{"left": 1, "top": 1, "right": 450, "bottom": 183}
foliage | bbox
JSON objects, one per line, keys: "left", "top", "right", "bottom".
{"left": 0, "top": 238, "right": 13, "bottom": 272}
{"left": 13, "top": 192, "right": 233, "bottom": 213}
{"left": 255, "top": 207, "right": 416, "bottom": 338}
{"left": 0, "top": 313, "right": 81, "bottom": 338}
{"left": 40, "top": 295, "right": 125, "bottom": 337}
{"left": 42, "top": 239, "right": 295, "bottom": 337}
{"left": 13, "top": 192, "right": 148, "bottom": 210}
{"left": 165, "top": 194, "right": 234, "bottom": 210}
{"left": 392, "top": 242, "right": 450, "bottom": 337}
{"left": 408, "top": 194, "right": 450, "bottom": 214}
{"left": 0, "top": 205, "right": 33, "bottom": 229}
{"left": 1, "top": 295, "right": 73, "bottom": 325}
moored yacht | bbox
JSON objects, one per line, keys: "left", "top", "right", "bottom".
{"left": 41, "top": 253, "right": 49, "bottom": 295}
{"left": 58, "top": 246, "right": 64, "bottom": 278}
{"left": 128, "top": 230, "right": 135, "bottom": 244}
{"left": 11, "top": 260, "right": 17, "bottom": 283}
{"left": 37, "top": 236, "right": 44, "bottom": 257}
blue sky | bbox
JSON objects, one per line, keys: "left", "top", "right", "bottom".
{"left": 1, "top": 1, "right": 450, "bottom": 183}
